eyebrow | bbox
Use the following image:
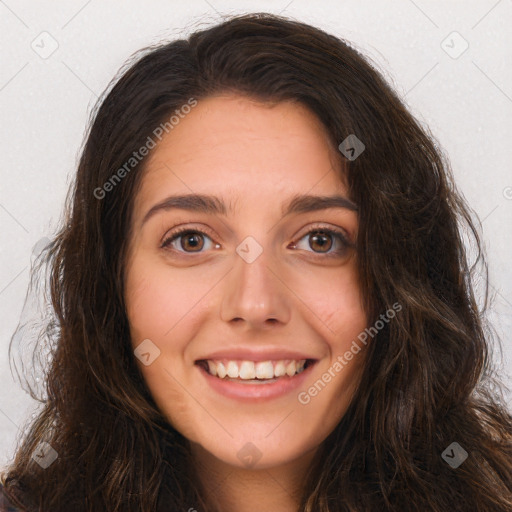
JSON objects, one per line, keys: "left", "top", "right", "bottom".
{"left": 141, "top": 193, "right": 358, "bottom": 226}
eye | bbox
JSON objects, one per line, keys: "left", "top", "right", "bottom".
{"left": 290, "top": 225, "right": 352, "bottom": 258}
{"left": 161, "top": 224, "right": 353, "bottom": 258}
{"left": 161, "top": 227, "right": 219, "bottom": 254}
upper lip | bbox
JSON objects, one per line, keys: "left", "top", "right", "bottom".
{"left": 195, "top": 348, "right": 318, "bottom": 363}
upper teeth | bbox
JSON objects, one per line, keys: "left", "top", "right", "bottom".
{"left": 205, "top": 359, "right": 307, "bottom": 379}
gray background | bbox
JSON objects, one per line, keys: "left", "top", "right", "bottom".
{"left": 1, "top": 0, "right": 511, "bottom": 471}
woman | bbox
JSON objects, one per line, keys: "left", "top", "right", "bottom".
{"left": 1, "top": 12, "right": 511, "bottom": 512}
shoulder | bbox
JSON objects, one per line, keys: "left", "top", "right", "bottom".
{"left": 0, "top": 482, "right": 27, "bottom": 512}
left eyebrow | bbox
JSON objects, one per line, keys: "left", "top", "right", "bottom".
{"left": 282, "top": 193, "right": 358, "bottom": 216}
{"left": 141, "top": 192, "right": 358, "bottom": 226}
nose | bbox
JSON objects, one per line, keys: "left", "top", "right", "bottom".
{"left": 220, "top": 247, "right": 291, "bottom": 330}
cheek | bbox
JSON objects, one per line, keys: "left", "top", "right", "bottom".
{"left": 292, "top": 262, "right": 368, "bottom": 408}
{"left": 326, "top": 278, "right": 368, "bottom": 378}
{"left": 124, "top": 258, "right": 207, "bottom": 343}
{"left": 292, "top": 261, "right": 366, "bottom": 338}
{"left": 124, "top": 257, "right": 208, "bottom": 438}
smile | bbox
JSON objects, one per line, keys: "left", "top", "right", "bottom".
{"left": 195, "top": 358, "right": 318, "bottom": 400}
{"left": 196, "top": 358, "right": 314, "bottom": 381}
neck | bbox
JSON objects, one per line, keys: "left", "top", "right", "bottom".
{"left": 189, "top": 443, "right": 319, "bottom": 512}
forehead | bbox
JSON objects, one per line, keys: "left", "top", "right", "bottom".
{"left": 134, "top": 94, "right": 349, "bottom": 216}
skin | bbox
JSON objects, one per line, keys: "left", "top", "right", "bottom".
{"left": 124, "top": 94, "right": 369, "bottom": 512}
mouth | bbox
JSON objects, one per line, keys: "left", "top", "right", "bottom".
{"left": 195, "top": 358, "right": 317, "bottom": 384}
{"left": 195, "top": 357, "right": 318, "bottom": 400}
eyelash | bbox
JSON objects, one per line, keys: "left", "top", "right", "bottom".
{"left": 161, "top": 224, "right": 353, "bottom": 259}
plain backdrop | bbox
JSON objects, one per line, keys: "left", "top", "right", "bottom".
{"left": 1, "top": 0, "right": 511, "bottom": 471}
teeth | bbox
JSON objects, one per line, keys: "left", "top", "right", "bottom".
{"left": 216, "top": 362, "right": 227, "bottom": 379}
{"left": 226, "top": 361, "right": 238, "bottom": 378}
{"left": 239, "top": 361, "right": 256, "bottom": 379}
{"left": 286, "top": 361, "right": 296, "bottom": 377}
{"left": 255, "top": 361, "right": 274, "bottom": 379}
{"left": 274, "top": 361, "right": 286, "bottom": 377}
{"left": 207, "top": 360, "right": 217, "bottom": 377}
{"left": 201, "top": 359, "right": 308, "bottom": 380}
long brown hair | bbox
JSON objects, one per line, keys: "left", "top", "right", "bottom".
{"left": 2, "top": 12, "right": 511, "bottom": 512}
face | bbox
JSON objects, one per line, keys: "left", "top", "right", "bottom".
{"left": 124, "top": 94, "right": 368, "bottom": 470}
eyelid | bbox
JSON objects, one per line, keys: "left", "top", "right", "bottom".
{"left": 294, "top": 222, "right": 353, "bottom": 248}
{"left": 161, "top": 222, "right": 354, "bottom": 260}
{"left": 160, "top": 223, "right": 218, "bottom": 248}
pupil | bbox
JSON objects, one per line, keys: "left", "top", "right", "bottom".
{"left": 310, "top": 231, "right": 332, "bottom": 252}
{"left": 183, "top": 233, "right": 203, "bottom": 251}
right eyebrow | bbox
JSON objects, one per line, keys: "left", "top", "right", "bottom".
{"left": 141, "top": 192, "right": 358, "bottom": 227}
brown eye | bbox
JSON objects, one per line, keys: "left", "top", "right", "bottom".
{"left": 162, "top": 229, "right": 215, "bottom": 253}
{"left": 308, "top": 230, "right": 333, "bottom": 253}
{"left": 179, "top": 232, "right": 205, "bottom": 252}
{"left": 291, "top": 226, "right": 351, "bottom": 259}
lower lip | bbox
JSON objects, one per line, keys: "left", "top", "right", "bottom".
{"left": 196, "top": 362, "right": 316, "bottom": 401}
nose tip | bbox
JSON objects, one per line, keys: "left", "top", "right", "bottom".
{"left": 220, "top": 255, "right": 291, "bottom": 328}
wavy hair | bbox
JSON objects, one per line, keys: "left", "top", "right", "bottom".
{"left": 1, "top": 12, "right": 511, "bottom": 512}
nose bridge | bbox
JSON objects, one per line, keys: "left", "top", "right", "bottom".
{"left": 220, "top": 237, "right": 291, "bottom": 327}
